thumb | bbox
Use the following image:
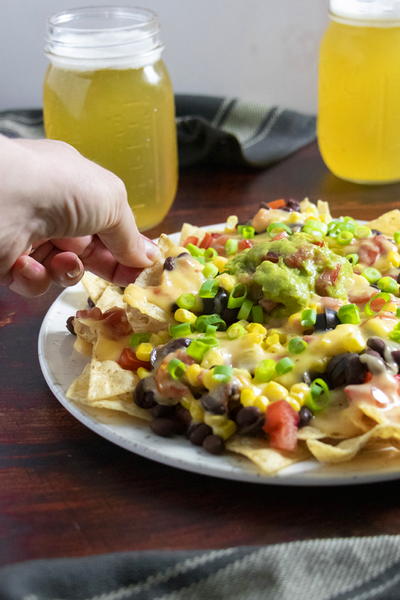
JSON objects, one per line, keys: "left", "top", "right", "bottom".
{"left": 99, "top": 198, "right": 161, "bottom": 268}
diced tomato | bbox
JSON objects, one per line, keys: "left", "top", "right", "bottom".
{"left": 263, "top": 400, "right": 299, "bottom": 452}
{"left": 102, "top": 308, "right": 132, "bottom": 338}
{"left": 182, "top": 235, "right": 199, "bottom": 247}
{"left": 209, "top": 233, "right": 230, "bottom": 254}
{"left": 267, "top": 198, "right": 286, "bottom": 210}
{"left": 272, "top": 232, "right": 288, "bottom": 241}
{"left": 76, "top": 307, "right": 103, "bottom": 320}
{"left": 199, "top": 232, "right": 213, "bottom": 249}
{"left": 118, "top": 347, "right": 150, "bottom": 371}
{"left": 315, "top": 264, "right": 341, "bottom": 296}
{"left": 238, "top": 239, "right": 253, "bottom": 251}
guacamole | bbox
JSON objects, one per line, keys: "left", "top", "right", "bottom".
{"left": 227, "top": 233, "right": 351, "bottom": 313}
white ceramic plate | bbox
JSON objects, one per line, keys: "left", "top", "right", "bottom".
{"left": 38, "top": 228, "right": 400, "bottom": 486}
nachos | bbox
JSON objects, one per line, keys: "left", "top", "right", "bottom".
{"left": 66, "top": 198, "right": 400, "bottom": 475}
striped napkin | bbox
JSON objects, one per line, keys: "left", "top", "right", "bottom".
{"left": 0, "top": 95, "right": 315, "bottom": 168}
{"left": 1, "top": 536, "right": 399, "bottom": 600}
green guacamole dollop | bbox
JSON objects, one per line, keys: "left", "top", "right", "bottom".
{"left": 227, "top": 233, "right": 351, "bottom": 313}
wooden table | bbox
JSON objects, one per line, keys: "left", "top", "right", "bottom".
{"left": 2, "top": 141, "right": 400, "bottom": 567}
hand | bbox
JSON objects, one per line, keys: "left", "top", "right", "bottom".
{"left": 0, "top": 136, "right": 160, "bottom": 296}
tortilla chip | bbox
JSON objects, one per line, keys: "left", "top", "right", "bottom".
{"left": 67, "top": 362, "right": 91, "bottom": 401}
{"left": 96, "top": 285, "right": 125, "bottom": 312}
{"left": 226, "top": 436, "right": 309, "bottom": 475}
{"left": 81, "top": 272, "right": 109, "bottom": 303}
{"left": 368, "top": 209, "right": 400, "bottom": 236}
{"left": 307, "top": 423, "right": 400, "bottom": 464}
{"left": 88, "top": 359, "right": 137, "bottom": 400}
{"left": 92, "top": 333, "right": 131, "bottom": 362}
{"left": 76, "top": 392, "right": 151, "bottom": 421}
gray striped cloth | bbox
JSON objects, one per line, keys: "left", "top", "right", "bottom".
{"left": 0, "top": 95, "right": 315, "bottom": 168}
{"left": 1, "top": 536, "right": 400, "bottom": 600}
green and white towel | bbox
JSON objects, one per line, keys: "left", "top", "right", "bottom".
{"left": 1, "top": 536, "right": 400, "bottom": 600}
{"left": 0, "top": 95, "right": 315, "bottom": 168}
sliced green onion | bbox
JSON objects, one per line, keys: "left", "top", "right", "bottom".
{"left": 211, "top": 365, "right": 233, "bottom": 384}
{"left": 251, "top": 304, "right": 264, "bottom": 324}
{"left": 362, "top": 267, "right": 381, "bottom": 284}
{"left": 338, "top": 303, "right": 361, "bottom": 325}
{"left": 202, "top": 262, "right": 219, "bottom": 279}
{"left": 129, "top": 332, "right": 150, "bottom": 348}
{"left": 225, "top": 238, "right": 239, "bottom": 255}
{"left": 254, "top": 359, "right": 276, "bottom": 383}
{"left": 275, "top": 357, "right": 294, "bottom": 375}
{"left": 396, "top": 307, "right": 400, "bottom": 318}
{"left": 199, "top": 335, "right": 219, "bottom": 347}
{"left": 237, "top": 298, "right": 254, "bottom": 320}
{"left": 227, "top": 283, "right": 247, "bottom": 309}
{"left": 206, "top": 324, "right": 218, "bottom": 335}
{"left": 346, "top": 253, "right": 359, "bottom": 265}
{"left": 204, "top": 247, "right": 218, "bottom": 260}
{"left": 337, "top": 230, "right": 353, "bottom": 245}
{"left": 266, "top": 222, "right": 292, "bottom": 235}
{"left": 238, "top": 225, "right": 255, "bottom": 239}
{"left": 194, "top": 256, "right": 206, "bottom": 265}
{"left": 288, "top": 337, "right": 307, "bottom": 354}
{"left": 186, "top": 340, "right": 209, "bottom": 361}
{"left": 306, "top": 378, "right": 330, "bottom": 412}
{"left": 389, "top": 324, "right": 400, "bottom": 342}
{"left": 354, "top": 225, "right": 372, "bottom": 239}
{"left": 226, "top": 322, "right": 246, "bottom": 339}
{"left": 169, "top": 322, "right": 192, "bottom": 338}
{"left": 186, "top": 243, "right": 205, "bottom": 257}
{"left": 195, "top": 313, "right": 227, "bottom": 332}
{"left": 167, "top": 358, "right": 187, "bottom": 380}
{"left": 301, "top": 308, "right": 317, "bottom": 328}
{"left": 302, "top": 219, "right": 328, "bottom": 237}
{"left": 176, "top": 293, "right": 197, "bottom": 311}
{"left": 394, "top": 231, "right": 400, "bottom": 245}
{"left": 364, "top": 292, "right": 391, "bottom": 317}
{"left": 199, "top": 279, "right": 219, "bottom": 298}
{"left": 377, "top": 276, "right": 399, "bottom": 295}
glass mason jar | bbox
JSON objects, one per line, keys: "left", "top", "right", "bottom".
{"left": 318, "top": 0, "right": 400, "bottom": 184}
{"left": 43, "top": 6, "right": 178, "bottom": 231}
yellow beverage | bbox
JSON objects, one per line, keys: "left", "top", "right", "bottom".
{"left": 318, "top": 19, "right": 400, "bottom": 183}
{"left": 43, "top": 7, "right": 177, "bottom": 231}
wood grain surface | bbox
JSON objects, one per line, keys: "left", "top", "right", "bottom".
{"left": 2, "top": 141, "right": 400, "bottom": 567}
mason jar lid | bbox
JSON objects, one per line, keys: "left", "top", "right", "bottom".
{"left": 330, "top": 0, "right": 400, "bottom": 21}
{"left": 45, "top": 6, "right": 163, "bottom": 70}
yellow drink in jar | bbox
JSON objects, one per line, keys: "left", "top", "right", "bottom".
{"left": 43, "top": 7, "right": 177, "bottom": 231}
{"left": 318, "top": 3, "right": 400, "bottom": 184}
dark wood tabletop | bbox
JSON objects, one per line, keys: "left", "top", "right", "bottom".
{"left": 2, "top": 141, "right": 400, "bottom": 568}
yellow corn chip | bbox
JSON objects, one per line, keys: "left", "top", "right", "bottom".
{"left": 81, "top": 271, "right": 109, "bottom": 303}
{"left": 368, "top": 209, "right": 400, "bottom": 236}
{"left": 226, "top": 436, "right": 309, "bottom": 475}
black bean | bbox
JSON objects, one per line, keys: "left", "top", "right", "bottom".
{"left": 150, "top": 418, "right": 178, "bottom": 437}
{"left": 265, "top": 251, "right": 279, "bottom": 263}
{"left": 202, "top": 287, "right": 229, "bottom": 315}
{"left": 298, "top": 406, "right": 313, "bottom": 428}
{"left": 235, "top": 406, "right": 264, "bottom": 435}
{"left": 188, "top": 423, "right": 213, "bottom": 445}
{"left": 151, "top": 404, "right": 175, "bottom": 418}
{"left": 325, "top": 353, "right": 367, "bottom": 388}
{"left": 397, "top": 273, "right": 400, "bottom": 284}
{"left": 150, "top": 337, "right": 191, "bottom": 368}
{"left": 163, "top": 256, "right": 176, "bottom": 271}
{"left": 371, "top": 229, "right": 382, "bottom": 235}
{"left": 66, "top": 316, "right": 76, "bottom": 335}
{"left": 221, "top": 307, "right": 239, "bottom": 326}
{"left": 175, "top": 405, "right": 192, "bottom": 428}
{"left": 201, "top": 393, "right": 226, "bottom": 415}
{"left": 133, "top": 378, "right": 157, "bottom": 409}
{"left": 391, "top": 350, "right": 400, "bottom": 368}
{"left": 202, "top": 434, "right": 225, "bottom": 455}
{"left": 285, "top": 198, "right": 301, "bottom": 212}
{"left": 87, "top": 297, "right": 95, "bottom": 308}
{"left": 177, "top": 252, "right": 190, "bottom": 258}
{"left": 314, "top": 309, "right": 340, "bottom": 332}
{"left": 367, "top": 337, "right": 386, "bottom": 358}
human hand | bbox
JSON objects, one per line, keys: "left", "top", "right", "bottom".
{"left": 0, "top": 136, "right": 160, "bottom": 296}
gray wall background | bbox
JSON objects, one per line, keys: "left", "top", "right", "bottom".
{"left": 0, "top": 0, "right": 328, "bottom": 113}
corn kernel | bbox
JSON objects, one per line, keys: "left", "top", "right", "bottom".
{"left": 388, "top": 250, "right": 400, "bottom": 268}
{"left": 385, "top": 302, "right": 397, "bottom": 314}
{"left": 150, "top": 333, "right": 162, "bottom": 346}
{"left": 202, "top": 367, "right": 220, "bottom": 390}
{"left": 215, "top": 272, "right": 235, "bottom": 290}
{"left": 204, "top": 414, "right": 237, "bottom": 440}
{"left": 135, "top": 343, "right": 153, "bottom": 362}
{"left": 201, "top": 348, "right": 225, "bottom": 370}
{"left": 246, "top": 323, "right": 267, "bottom": 336}
{"left": 240, "top": 387, "right": 257, "bottom": 407}
{"left": 157, "top": 330, "right": 170, "bottom": 344}
{"left": 185, "top": 363, "right": 203, "bottom": 387}
{"left": 342, "top": 331, "right": 366, "bottom": 353}
{"left": 253, "top": 395, "right": 269, "bottom": 411}
{"left": 263, "top": 381, "right": 289, "bottom": 402}
{"left": 286, "top": 396, "right": 301, "bottom": 411}
{"left": 288, "top": 211, "right": 301, "bottom": 223}
{"left": 181, "top": 396, "right": 204, "bottom": 422}
{"left": 365, "top": 316, "right": 397, "bottom": 337}
{"left": 213, "top": 256, "right": 229, "bottom": 273}
{"left": 264, "top": 333, "right": 280, "bottom": 346}
{"left": 225, "top": 215, "right": 238, "bottom": 232}
{"left": 174, "top": 308, "right": 197, "bottom": 324}
{"left": 289, "top": 383, "right": 310, "bottom": 406}
{"left": 137, "top": 367, "right": 151, "bottom": 380}
{"left": 265, "top": 343, "right": 285, "bottom": 354}
{"left": 246, "top": 332, "right": 264, "bottom": 345}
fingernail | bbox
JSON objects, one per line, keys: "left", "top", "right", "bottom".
{"left": 65, "top": 267, "right": 82, "bottom": 280}
{"left": 144, "top": 239, "right": 161, "bottom": 262}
